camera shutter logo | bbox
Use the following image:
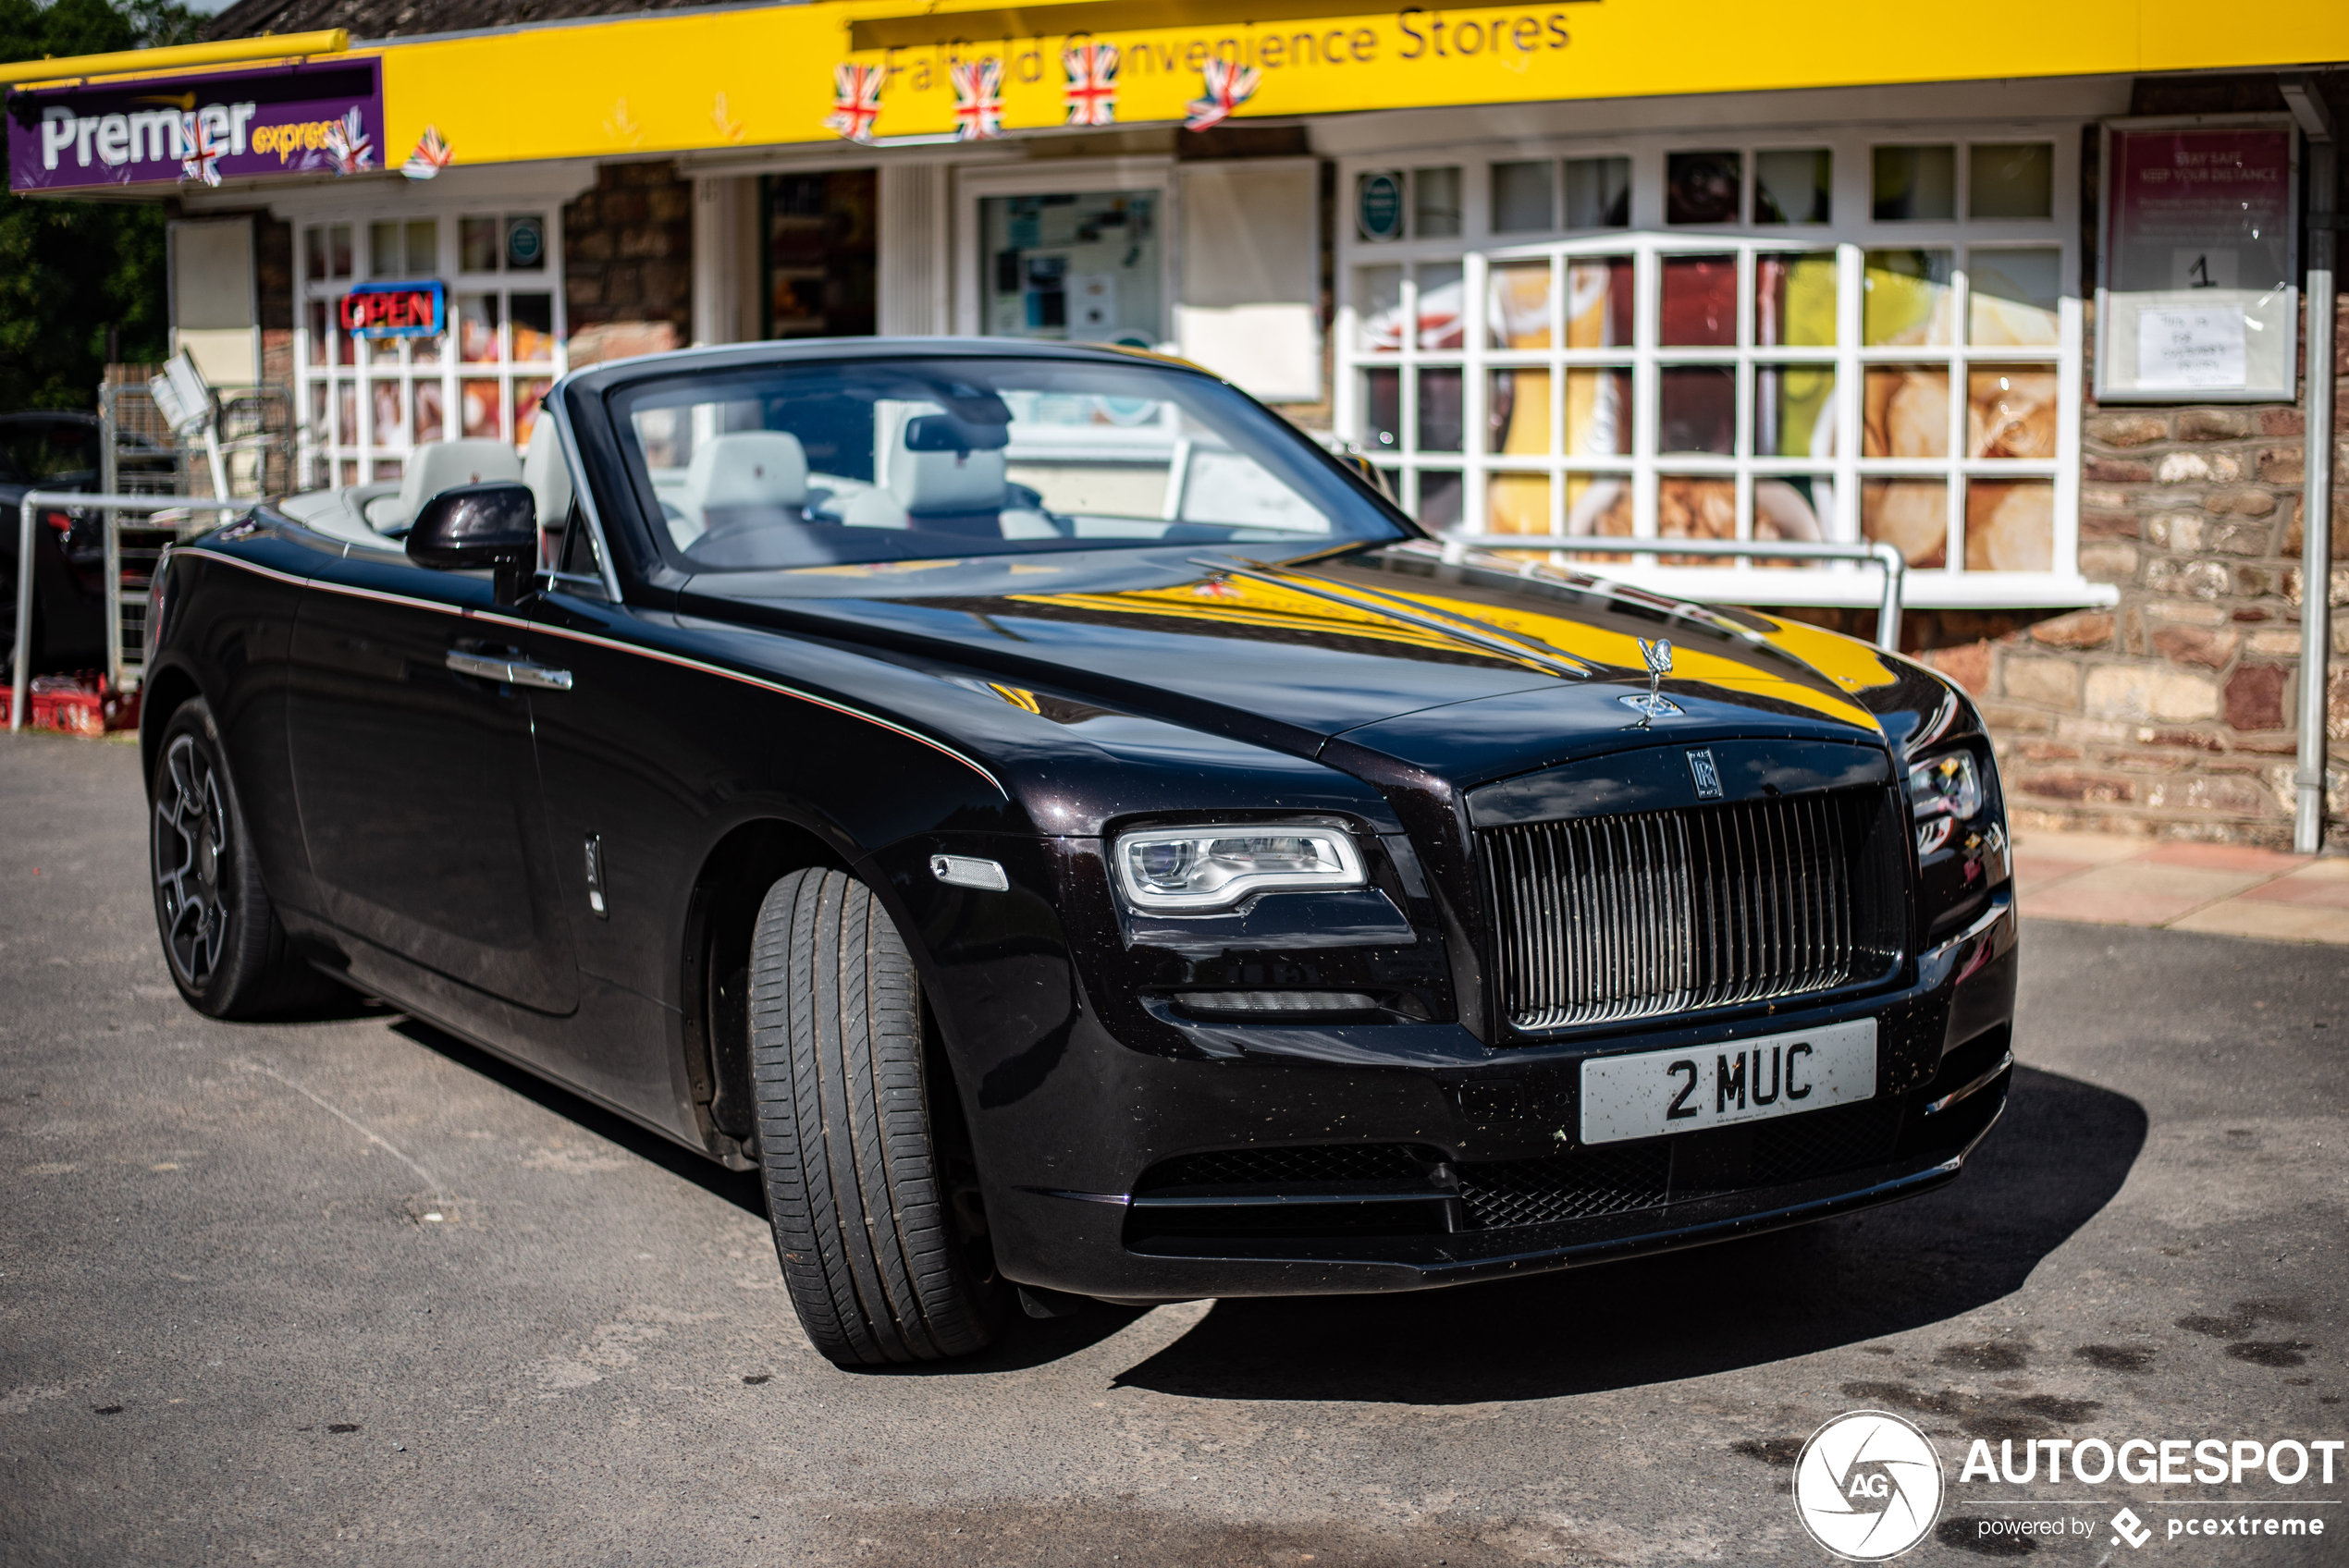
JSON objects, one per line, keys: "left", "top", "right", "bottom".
{"left": 1792, "top": 1410, "right": 1944, "bottom": 1561}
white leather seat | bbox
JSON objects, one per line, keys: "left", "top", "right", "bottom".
{"left": 522, "top": 428, "right": 573, "bottom": 530}
{"left": 891, "top": 442, "right": 1006, "bottom": 516}
{"left": 387, "top": 439, "right": 525, "bottom": 533}
{"left": 680, "top": 432, "right": 808, "bottom": 532}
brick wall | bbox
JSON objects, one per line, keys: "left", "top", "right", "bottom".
{"left": 563, "top": 160, "right": 693, "bottom": 347}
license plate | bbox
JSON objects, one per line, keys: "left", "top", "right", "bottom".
{"left": 1579, "top": 1018, "right": 1878, "bottom": 1146}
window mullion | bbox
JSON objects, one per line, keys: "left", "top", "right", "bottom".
{"left": 1464, "top": 250, "right": 1489, "bottom": 538}
{"left": 1833, "top": 241, "right": 1864, "bottom": 547}
{"left": 1632, "top": 241, "right": 1657, "bottom": 545}
{"left": 1946, "top": 258, "right": 1971, "bottom": 575}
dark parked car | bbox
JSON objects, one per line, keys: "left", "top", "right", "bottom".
{"left": 141, "top": 340, "right": 2016, "bottom": 1366}
{"left": 0, "top": 410, "right": 109, "bottom": 672}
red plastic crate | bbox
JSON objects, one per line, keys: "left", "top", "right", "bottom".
{"left": 0, "top": 673, "right": 139, "bottom": 737}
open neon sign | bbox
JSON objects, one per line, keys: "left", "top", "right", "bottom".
{"left": 339, "top": 280, "right": 445, "bottom": 337}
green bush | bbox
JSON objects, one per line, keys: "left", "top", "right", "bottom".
{"left": 0, "top": 0, "right": 203, "bottom": 411}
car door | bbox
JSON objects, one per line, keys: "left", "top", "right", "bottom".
{"left": 286, "top": 544, "right": 579, "bottom": 1017}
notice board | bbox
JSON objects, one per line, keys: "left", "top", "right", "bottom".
{"left": 2097, "top": 116, "right": 2299, "bottom": 402}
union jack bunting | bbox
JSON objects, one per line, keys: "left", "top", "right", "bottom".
{"left": 321, "top": 106, "right": 375, "bottom": 176}
{"left": 823, "top": 63, "right": 884, "bottom": 142}
{"left": 178, "top": 116, "right": 225, "bottom": 187}
{"left": 949, "top": 56, "right": 1004, "bottom": 141}
{"left": 1183, "top": 56, "right": 1261, "bottom": 131}
{"left": 402, "top": 124, "right": 454, "bottom": 180}
{"left": 1061, "top": 42, "right": 1119, "bottom": 127}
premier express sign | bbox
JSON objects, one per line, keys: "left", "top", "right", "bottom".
{"left": 6, "top": 60, "right": 381, "bottom": 192}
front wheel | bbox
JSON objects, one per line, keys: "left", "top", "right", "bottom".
{"left": 748, "top": 867, "right": 1004, "bottom": 1366}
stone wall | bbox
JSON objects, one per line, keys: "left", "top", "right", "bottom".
{"left": 1916, "top": 325, "right": 2348, "bottom": 847}
{"left": 562, "top": 159, "right": 693, "bottom": 345}
{"left": 1900, "top": 72, "right": 2349, "bottom": 848}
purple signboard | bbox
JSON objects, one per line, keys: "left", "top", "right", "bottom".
{"left": 6, "top": 59, "right": 382, "bottom": 193}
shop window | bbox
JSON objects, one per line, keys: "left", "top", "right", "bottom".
{"left": 1339, "top": 126, "right": 2079, "bottom": 600}
{"left": 460, "top": 217, "right": 500, "bottom": 273}
{"left": 1755, "top": 150, "right": 1830, "bottom": 225}
{"left": 1356, "top": 168, "right": 1461, "bottom": 240}
{"left": 762, "top": 171, "right": 878, "bottom": 338}
{"left": 1666, "top": 152, "right": 1741, "bottom": 224}
{"left": 1969, "top": 248, "right": 2061, "bottom": 345}
{"left": 979, "top": 189, "right": 1161, "bottom": 344}
{"left": 1969, "top": 143, "right": 2054, "bottom": 219}
{"left": 1874, "top": 146, "right": 1957, "bottom": 221}
{"left": 305, "top": 223, "right": 353, "bottom": 284}
{"left": 369, "top": 219, "right": 437, "bottom": 277}
{"left": 1863, "top": 250, "right": 1955, "bottom": 346}
{"left": 1413, "top": 167, "right": 1462, "bottom": 238}
{"left": 1563, "top": 157, "right": 1630, "bottom": 229}
{"left": 1492, "top": 161, "right": 1555, "bottom": 234}
{"left": 297, "top": 208, "right": 564, "bottom": 488}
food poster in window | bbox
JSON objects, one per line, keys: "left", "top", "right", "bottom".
{"left": 1560, "top": 258, "right": 1631, "bottom": 540}
{"left": 1485, "top": 263, "right": 1552, "bottom": 535}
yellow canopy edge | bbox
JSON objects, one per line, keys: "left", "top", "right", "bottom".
{"left": 0, "top": 31, "right": 350, "bottom": 87}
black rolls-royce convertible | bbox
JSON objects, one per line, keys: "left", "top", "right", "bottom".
{"left": 142, "top": 339, "right": 2016, "bottom": 1366}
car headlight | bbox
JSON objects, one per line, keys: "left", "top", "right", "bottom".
{"left": 1907, "top": 751, "right": 1986, "bottom": 857}
{"left": 1907, "top": 752, "right": 1982, "bottom": 822}
{"left": 1112, "top": 824, "right": 1366, "bottom": 913}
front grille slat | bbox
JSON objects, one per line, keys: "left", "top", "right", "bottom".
{"left": 1482, "top": 788, "right": 1890, "bottom": 1032}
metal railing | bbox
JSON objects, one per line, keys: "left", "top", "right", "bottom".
{"left": 10, "top": 492, "right": 246, "bottom": 734}
{"left": 1434, "top": 533, "right": 1909, "bottom": 652}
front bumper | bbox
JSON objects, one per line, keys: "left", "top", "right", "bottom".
{"left": 955, "top": 888, "right": 2018, "bottom": 1301}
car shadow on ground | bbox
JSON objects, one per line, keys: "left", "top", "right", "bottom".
{"left": 387, "top": 1013, "right": 1166, "bottom": 1369}
{"left": 1102, "top": 1066, "right": 2145, "bottom": 1403}
{"left": 390, "top": 1016, "right": 770, "bottom": 1219}
{"left": 384, "top": 1014, "right": 2145, "bottom": 1391}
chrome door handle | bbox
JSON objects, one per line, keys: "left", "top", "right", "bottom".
{"left": 445, "top": 650, "right": 574, "bottom": 691}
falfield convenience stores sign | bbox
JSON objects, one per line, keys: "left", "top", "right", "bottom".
{"left": 7, "top": 0, "right": 2348, "bottom": 190}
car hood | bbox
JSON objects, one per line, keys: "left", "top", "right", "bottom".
{"left": 676, "top": 542, "right": 1919, "bottom": 790}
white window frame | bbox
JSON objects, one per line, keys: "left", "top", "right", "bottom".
{"left": 1335, "top": 125, "right": 2109, "bottom": 610}
{"left": 293, "top": 204, "right": 567, "bottom": 490}
{"left": 953, "top": 157, "right": 1180, "bottom": 347}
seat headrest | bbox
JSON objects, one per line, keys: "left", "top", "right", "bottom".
{"left": 521, "top": 427, "right": 573, "bottom": 529}
{"left": 890, "top": 443, "right": 1006, "bottom": 517}
{"left": 397, "top": 439, "right": 526, "bottom": 524}
{"left": 681, "top": 431, "right": 809, "bottom": 519}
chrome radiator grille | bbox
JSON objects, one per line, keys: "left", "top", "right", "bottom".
{"left": 1481, "top": 790, "right": 1892, "bottom": 1031}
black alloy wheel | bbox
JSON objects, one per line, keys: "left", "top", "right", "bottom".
{"left": 154, "top": 728, "right": 234, "bottom": 987}
{"left": 149, "top": 698, "right": 334, "bottom": 1019}
{"left": 747, "top": 867, "right": 1005, "bottom": 1366}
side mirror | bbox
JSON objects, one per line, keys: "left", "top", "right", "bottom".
{"left": 407, "top": 481, "right": 537, "bottom": 604}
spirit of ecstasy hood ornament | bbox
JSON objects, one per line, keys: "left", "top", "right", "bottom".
{"left": 1618, "top": 636, "right": 1683, "bottom": 724}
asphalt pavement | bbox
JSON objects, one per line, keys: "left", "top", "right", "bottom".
{"left": 2, "top": 729, "right": 2343, "bottom": 1566}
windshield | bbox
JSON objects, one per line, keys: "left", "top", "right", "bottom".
{"left": 609, "top": 354, "right": 1407, "bottom": 572}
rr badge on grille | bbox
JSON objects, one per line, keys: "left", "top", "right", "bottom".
{"left": 1687, "top": 748, "right": 1724, "bottom": 799}
{"left": 1617, "top": 637, "right": 1681, "bottom": 722}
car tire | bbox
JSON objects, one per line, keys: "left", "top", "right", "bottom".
{"left": 748, "top": 866, "right": 1004, "bottom": 1366}
{"left": 149, "top": 698, "right": 337, "bottom": 1019}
